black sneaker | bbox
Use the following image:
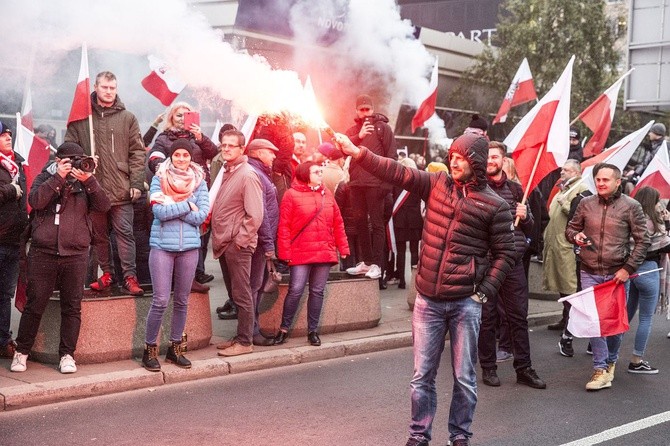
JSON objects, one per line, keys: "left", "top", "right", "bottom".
{"left": 482, "top": 368, "right": 501, "bottom": 387}
{"left": 516, "top": 366, "right": 547, "bottom": 389}
{"left": 405, "top": 437, "right": 429, "bottom": 446}
{"left": 558, "top": 337, "right": 574, "bottom": 357}
{"left": 627, "top": 360, "right": 658, "bottom": 374}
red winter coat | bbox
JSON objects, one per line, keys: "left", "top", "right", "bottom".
{"left": 278, "top": 180, "right": 349, "bottom": 265}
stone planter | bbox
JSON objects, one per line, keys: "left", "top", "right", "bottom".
{"left": 30, "top": 287, "right": 212, "bottom": 364}
{"left": 258, "top": 271, "right": 381, "bottom": 337}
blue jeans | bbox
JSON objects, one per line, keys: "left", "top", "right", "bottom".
{"left": 410, "top": 294, "right": 482, "bottom": 443}
{"left": 627, "top": 260, "right": 660, "bottom": 357}
{"left": 145, "top": 248, "right": 198, "bottom": 345}
{"left": 0, "top": 244, "right": 20, "bottom": 346}
{"left": 581, "top": 271, "right": 629, "bottom": 370}
{"left": 280, "top": 263, "right": 331, "bottom": 333}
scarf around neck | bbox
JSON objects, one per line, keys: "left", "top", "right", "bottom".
{"left": 155, "top": 158, "right": 204, "bottom": 203}
{"left": 0, "top": 151, "right": 19, "bottom": 180}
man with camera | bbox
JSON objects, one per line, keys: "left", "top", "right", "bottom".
{"left": 565, "top": 163, "right": 649, "bottom": 391}
{"left": 11, "top": 142, "right": 111, "bottom": 374}
{"left": 65, "top": 71, "right": 146, "bottom": 296}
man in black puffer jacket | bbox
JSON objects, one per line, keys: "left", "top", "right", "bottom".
{"left": 336, "top": 132, "right": 515, "bottom": 446}
{"left": 478, "top": 141, "right": 546, "bottom": 390}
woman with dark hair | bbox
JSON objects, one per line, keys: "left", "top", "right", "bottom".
{"left": 628, "top": 186, "right": 670, "bottom": 374}
{"left": 273, "top": 161, "right": 349, "bottom": 346}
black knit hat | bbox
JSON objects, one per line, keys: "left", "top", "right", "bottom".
{"left": 569, "top": 126, "right": 581, "bottom": 139}
{"left": 56, "top": 142, "right": 85, "bottom": 158}
{"left": 168, "top": 138, "right": 193, "bottom": 158}
{"left": 468, "top": 114, "right": 488, "bottom": 132}
{"left": 0, "top": 121, "right": 12, "bottom": 136}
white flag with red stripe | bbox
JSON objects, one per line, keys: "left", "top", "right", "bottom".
{"left": 505, "top": 56, "right": 574, "bottom": 195}
{"left": 558, "top": 280, "right": 629, "bottom": 338}
{"left": 631, "top": 140, "right": 670, "bottom": 198}
{"left": 21, "top": 87, "right": 34, "bottom": 131}
{"left": 580, "top": 121, "right": 655, "bottom": 193}
{"left": 15, "top": 113, "right": 51, "bottom": 212}
{"left": 67, "top": 43, "right": 92, "bottom": 125}
{"left": 411, "top": 59, "right": 439, "bottom": 133}
{"left": 577, "top": 69, "right": 633, "bottom": 158}
{"left": 141, "top": 55, "right": 186, "bottom": 107}
{"left": 492, "top": 58, "right": 537, "bottom": 125}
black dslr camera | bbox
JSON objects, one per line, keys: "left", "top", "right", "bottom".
{"left": 69, "top": 156, "right": 96, "bottom": 173}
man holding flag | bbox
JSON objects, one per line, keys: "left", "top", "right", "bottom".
{"left": 565, "top": 163, "right": 649, "bottom": 390}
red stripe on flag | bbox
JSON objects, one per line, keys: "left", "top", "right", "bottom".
{"left": 411, "top": 88, "right": 437, "bottom": 133}
{"left": 67, "top": 79, "right": 92, "bottom": 125}
{"left": 511, "top": 78, "right": 536, "bottom": 107}
{"left": 632, "top": 171, "right": 670, "bottom": 199}
{"left": 142, "top": 71, "right": 180, "bottom": 107}
{"left": 593, "top": 281, "right": 629, "bottom": 337}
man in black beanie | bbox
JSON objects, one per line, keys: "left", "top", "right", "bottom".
{"left": 465, "top": 114, "right": 489, "bottom": 137}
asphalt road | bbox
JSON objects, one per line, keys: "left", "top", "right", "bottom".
{"left": 1, "top": 316, "right": 669, "bottom": 446}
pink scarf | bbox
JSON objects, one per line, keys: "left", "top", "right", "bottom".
{"left": 155, "top": 159, "right": 204, "bottom": 203}
{"left": 0, "top": 152, "right": 19, "bottom": 180}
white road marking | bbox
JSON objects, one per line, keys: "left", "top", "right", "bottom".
{"left": 559, "top": 411, "right": 670, "bottom": 445}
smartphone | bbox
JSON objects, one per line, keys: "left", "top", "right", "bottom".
{"left": 183, "top": 111, "right": 200, "bottom": 129}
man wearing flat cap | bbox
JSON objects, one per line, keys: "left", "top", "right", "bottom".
{"left": 625, "top": 122, "right": 668, "bottom": 184}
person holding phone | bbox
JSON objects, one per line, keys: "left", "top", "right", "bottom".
{"left": 148, "top": 102, "right": 218, "bottom": 288}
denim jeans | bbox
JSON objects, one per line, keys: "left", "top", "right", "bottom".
{"left": 0, "top": 244, "right": 20, "bottom": 346}
{"left": 145, "top": 248, "right": 198, "bottom": 345}
{"left": 250, "top": 247, "right": 268, "bottom": 336}
{"left": 627, "top": 260, "right": 660, "bottom": 357}
{"left": 410, "top": 294, "right": 481, "bottom": 443}
{"left": 581, "top": 271, "right": 629, "bottom": 370}
{"left": 91, "top": 203, "right": 136, "bottom": 280}
{"left": 280, "top": 263, "right": 331, "bottom": 333}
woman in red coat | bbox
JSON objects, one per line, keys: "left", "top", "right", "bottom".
{"left": 274, "top": 161, "right": 349, "bottom": 346}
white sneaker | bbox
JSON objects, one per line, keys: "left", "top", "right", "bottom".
{"left": 59, "top": 354, "right": 77, "bottom": 374}
{"left": 10, "top": 352, "right": 28, "bottom": 372}
{"left": 365, "top": 264, "right": 382, "bottom": 279}
{"left": 346, "top": 262, "right": 370, "bottom": 276}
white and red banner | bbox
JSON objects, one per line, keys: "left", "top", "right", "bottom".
{"left": 386, "top": 190, "right": 410, "bottom": 255}
{"left": 558, "top": 280, "right": 629, "bottom": 338}
{"left": 141, "top": 55, "right": 186, "bottom": 106}
{"left": 67, "top": 43, "right": 92, "bottom": 125}
{"left": 631, "top": 140, "right": 670, "bottom": 198}
{"left": 577, "top": 69, "right": 633, "bottom": 158}
{"left": 580, "top": 121, "right": 655, "bottom": 193}
{"left": 14, "top": 113, "right": 50, "bottom": 213}
{"left": 21, "top": 87, "right": 34, "bottom": 131}
{"left": 505, "top": 56, "right": 574, "bottom": 195}
{"left": 411, "top": 59, "right": 439, "bottom": 133}
{"left": 492, "top": 58, "right": 537, "bottom": 125}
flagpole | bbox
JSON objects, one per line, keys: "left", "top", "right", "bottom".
{"left": 88, "top": 114, "right": 96, "bottom": 158}
{"left": 515, "top": 143, "right": 545, "bottom": 226}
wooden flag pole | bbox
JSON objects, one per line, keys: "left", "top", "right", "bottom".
{"left": 88, "top": 114, "right": 96, "bottom": 158}
{"left": 515, "top": 142, "right": 545, "bottom": 226}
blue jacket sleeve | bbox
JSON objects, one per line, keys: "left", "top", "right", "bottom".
{"left": 150, "top": 176, "right": 191, "bottom": 222}
{"left": 181, "top": 181, "right": 210, "bottom": 227}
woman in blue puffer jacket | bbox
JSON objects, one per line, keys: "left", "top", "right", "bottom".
{"left": 142, "top": 138, "right": 209, "bottom": 372}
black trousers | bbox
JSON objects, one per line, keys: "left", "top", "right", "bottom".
{"left": 351, "top": 186, "right": 387, "bottom": 267}
{"left": 16, "top": 250, "right": 88, "bottom": 358}
{"left": 478, "top": 261, "right": 532, "bottom": 372}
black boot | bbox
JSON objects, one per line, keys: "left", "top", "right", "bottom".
{"left": 165, "top": 341, "right": 192, "bottom": 369}
{"left": 308, "top": 331, "right": 321, "bottom": 346}
{"left": 142, "top": 344, "right": 161, "bottom": 372}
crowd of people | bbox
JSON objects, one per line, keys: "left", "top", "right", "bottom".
{"left": 0, "top": 69, "right": 668, "bottom": 446}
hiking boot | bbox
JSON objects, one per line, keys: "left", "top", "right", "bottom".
{"left": 191, "top": 279, "right": 210, "bottom": 293}
{"left": 0, "top": 340, "right": 17, "bottom": 358}
{"left": 90, "top": 272, "right": 113, "bottom": 291}
{"left": 496, "top": 349, "right": 513, "bottom": 362}
{"left": 165, "top": 341, "right": 191, "bottom": 368}
{"left": 10, "top": 351, "right": 28, "bottom": 372}
{"left": 482, "top": 368, "right": 500, "bottom": 387}
{"left": 606, "top": 362, "right": 616, "bottom": 381}
{"left": 346, "top": 262, "right": 370, "bottom": 276}
{"left": 365, "top": 264, "right": 382, "bottom": 279}
{"left": 586, "top": 368, "right": 612, "bottom": 391}
{"left": 59, "top": 354, "right": 77, "bottom": 374}
{"left": 516, "top": 367, "right": 546, "bottom": 389}
{"left": 405, "top": 437, "right": 429, "bottom": 446}
{"left": 142, "top": 344, "right": 161, "bottom": 371}
{"left": 122, "top": 275, "right": 144, "bottom": 296}
{"left": 217, "top": 342, "right": 253, "bottom": 357}
{"left": 627, "top": 360, "right": 658, "bottom": 374}
{"left": 558, "top": 336, "right": 574, "bottom": 357}
{"left": 195, "top": 273, "right": 214, "bottom": 284}
{"left": 216, "top": 299, "right": 235, "bottom": 314}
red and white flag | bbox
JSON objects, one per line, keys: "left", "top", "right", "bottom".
{"left": 492, "top": 58, "right": 537, "bottom": 125}
{"left": 14, "top": 113, "right": 51, "bottom": 213}
{"left": 577, "top": 69, "right": 633, "bottom": 158}
{"left": 580, "top": 121, "right": 655, "bottom": 193}
{"left": 505, "top": 56, "right": 574, "bottom": 195}
{"left": 631, "top": 140, "right": 670, "bottom": 198}
{"left": 67, "top": 43, "right": 92, "bottom": 125}
{"left": 386, "top": 190, "right": 410, "bottom": 255}
{"left": 411, "top": 59, "right": 439, "bottom": 133}
{"left": 558, "top": 280, "right": 629, "bottom": 338}
{"left": 21, "top": 86, "right": 34, "bottom": 131}
{"left": 141, "top": 55, "right": 186, "bottom": 107}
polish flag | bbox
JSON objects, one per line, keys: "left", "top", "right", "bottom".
{"left": 577, "top": 69, "right": 633, "bottom": 158}
{"left": 67, "top": 43, "right": 92, "bottom": 125}
{"left": 211, "top": 119, "right": 223, "bottom": 145}
{"left": 14, "top": 113, "right": 51, "bottom": 213}
{"left": 21, "top": 87, "right": 34, "bottom": 131}
{"left": 580, "top": 121, "right": 655, "bottom": 193}
{"left": 558, "top": 280, "right": 629, "bottom": 338}
{"left": 141, "top": 55, "right": 186, "bottom": 106}
{"left": 411, "top": 59, "right": 439, "bottom": 133}
{"left": 631, "top": 140, "right": 670, "bottom": 198}
{"left": 505, "top": 56, "right": 574, "bottom": 196}
{"left": 492, "top": 58, "right": 537, "bottom": 125}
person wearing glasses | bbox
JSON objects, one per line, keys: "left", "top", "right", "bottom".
{"left": 210, "top": 130, "right": 264, "bottom": 357}
{"left": 344, "top": 94, "right": 397, "bottom": 285}
{"left": 273, "top": 161, "right": 349, "bottom": 346}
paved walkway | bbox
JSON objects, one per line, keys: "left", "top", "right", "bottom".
{"left": 0, "top": 266, "right": 562, "bottom": 411}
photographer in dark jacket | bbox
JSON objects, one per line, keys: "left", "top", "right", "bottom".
{"left": 11, "top": 142, "right": 111, "bottom": 375}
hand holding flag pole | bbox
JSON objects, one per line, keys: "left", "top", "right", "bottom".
{"left": 514, "top": 143, "right": 545, "bottom": 226}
